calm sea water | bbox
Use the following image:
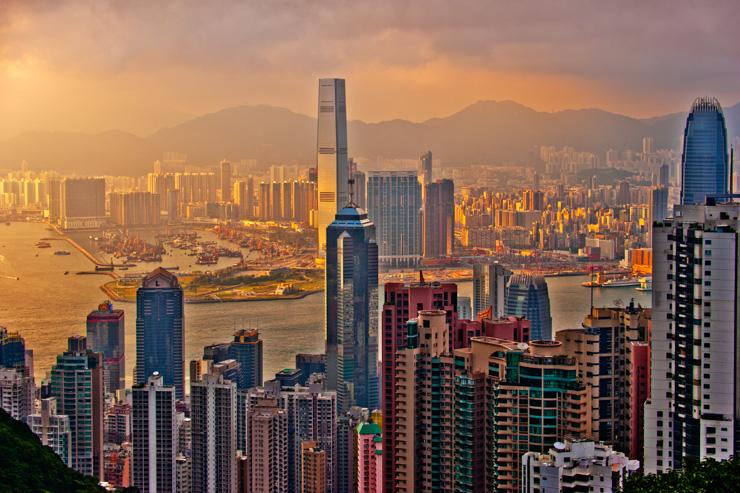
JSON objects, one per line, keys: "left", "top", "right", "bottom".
{"left": 0, "top": 222, "right": 650, "bottom": 384}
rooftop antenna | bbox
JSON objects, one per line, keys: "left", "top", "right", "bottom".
{"left": 347, "top": 177, "right": 357, "bottom": 208}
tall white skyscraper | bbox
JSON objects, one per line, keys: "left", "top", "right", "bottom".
{"left": 644, "top": 202, "right": 740, "bottom": 473}
{"left": 132, "top": 373, "right": 176, "bottom": 493}
{"left": 317, "top": 78, "right": 349, "bottom": 255}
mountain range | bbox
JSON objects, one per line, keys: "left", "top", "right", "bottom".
{"left": 2, "top": 100, "right": 739, "bottom": 176}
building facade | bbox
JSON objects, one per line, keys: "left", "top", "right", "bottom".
{"left": 422, "top": 179, "right": 454, "bottom": 257}
{"left": 392, "top": 310, "right": 455, "bottom": 493}
{"left": 472, "top": 261, "right": 511, "bottom": 318}
{"left": 246, "top": 398, "right": 289, "bottom": 493}
{"left": 325, "top": 205, "right": 379, "bottom": 412}
{"left": 227, "top": 329, "right": 263, "bottom": 390}
{"left": 356, "top": 421, "right": 382, "bottom": 493}
{"left": 28, "top": 397, "right": 72, "bottom": 467}
{"left": 680, "top": 97, "right": 729, "bottom": 205}
{"left": 522, "top": 440, "right": 637, "bottom": 493}
{"left": 135, "top": 268, "right": 185, "bottom": 399}
{"left": 381, "top": 279, "right": 458, "bottom": 492}
{"left": 191, "top": 372, "right": 237, "bottom": 493}
{"left": 50, "top": 336, "right": 105, "bottom": 479}
{"left": 645, "top": 202, "right": 740, "bottom": 472}
{"left": 132, "top": 373, "right": 176, "bottom": 493}
{"left": 86, "top": 300, "right": 126, "bottom": 394}
{"left": 317, "top": 78, "right": 349, "bottom": 255}
{"left": 557, "top": 304, "right": 650, "bottom": 458}
{"left": 505, "top": 274, "right": 552, "bottom": 340}
{"left": 366, "top": 171, "right": 422, "bottom": 267}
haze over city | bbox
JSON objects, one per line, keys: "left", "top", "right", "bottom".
{"left": 2, "top": 2, "right": 740, "bottom": 493}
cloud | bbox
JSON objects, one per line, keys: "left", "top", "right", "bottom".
{"left": 1, "top": 0, "right": 739, "bottom": 137}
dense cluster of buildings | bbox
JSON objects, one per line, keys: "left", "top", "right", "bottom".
{"left": 2, "top": 86, "right": 740, "bottom": 493}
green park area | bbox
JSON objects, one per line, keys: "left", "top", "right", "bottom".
{"left": 102, "top": 268, "right": 323, "bottom": 303}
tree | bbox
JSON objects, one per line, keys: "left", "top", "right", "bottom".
{"left": 623, "top": 458, "right": 740, "bottom": 492}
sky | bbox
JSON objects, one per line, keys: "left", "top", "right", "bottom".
{"left": 2, "top": 0, "right": 740, "bottom": 139}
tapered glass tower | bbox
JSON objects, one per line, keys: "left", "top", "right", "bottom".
{"left": 680, "top": 97, "right": 729, "bottom": 205}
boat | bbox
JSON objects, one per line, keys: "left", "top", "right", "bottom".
{"left": 35, "top": 241, "right": 51, "bottom": 248}
{"left": 635, "top": 277, "right": 652, "bottom": 292}
{"left": 54, "top": 250, "right": 71, "bottom": 256}
{"left": 582, "top": 271, "right": 639, "bottom": 288}
{"left": 601, "top": 276, "right": 640, "bottom": 288}
{"left": 64, "top": 271, "right": 69, "bottom": 275}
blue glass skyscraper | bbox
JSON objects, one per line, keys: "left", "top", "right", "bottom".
{"left": 505, "top": 274, "right": 552, "bottom": 340}
{"left": 325, "top": 203, "right": 379, "bottom": 412}
{"left": 0, "top": 326, "right": 26, "bottom": 369}
{"left": 136, "top": 268, "right": 184, "bottom": 399}
{"left": 227, "top": 329, "right": 263, "bottom": 390}
{"left": 680, "top": 97, "right": 729, "bottom": 205}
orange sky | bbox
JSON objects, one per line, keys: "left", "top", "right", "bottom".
{"left": 2, "top": 1, "right": 740, "bottom": 139}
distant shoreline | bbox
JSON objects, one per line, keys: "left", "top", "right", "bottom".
{"left": 52, "top": 225, "right": 324, "bottom": 304}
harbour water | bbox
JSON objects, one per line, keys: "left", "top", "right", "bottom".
{"left": 0, "top": 221, "right": 651, "bottom": 384}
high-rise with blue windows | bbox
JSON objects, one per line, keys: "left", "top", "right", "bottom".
{"left": 136, "top": 268, "right": 184, "bottom": 399}
{"left": 680, "top": 97, "right": 729, "bottom": 205}
{"left": 325, "top": 203, "right": 379, "bottom": 412}
{"left": 0, "top": 326, "right": 26, "bottom": 369}
{"left": 505, "top": 274, "right": 552, "bottom": 340}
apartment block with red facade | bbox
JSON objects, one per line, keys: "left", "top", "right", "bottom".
{"left": 381, "top": 278, "right": 457, "bottom": 493}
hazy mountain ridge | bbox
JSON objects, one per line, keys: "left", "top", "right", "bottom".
{"left": 2, "top": 100, "right": 739, "bottom": 176}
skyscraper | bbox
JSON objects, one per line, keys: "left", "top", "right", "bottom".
{"left": 453, "top": 337, "right": 590, "bottom": 492}
{"left": 422, "top": 179, "right": 454, "bottom": 257}
{"left": 0, "top": 326, "right": 27, "bottom": 369}
{"left": 50, "top": 336, "right": 105, "bottom": 479}
{"left": 86, "top": 300, "right": 125, "bottom": 394}
{"left": 191, "top": 371, "right": 237, "bottom": 493}
{"left": 317, "top": 78, "right": 349, "bottom": 255}
{"left": 136, "top": 268, "right": 185, "bottom": 399}
{"left": 227, "top": 329, "right": 263, "bottom": 390}
{"left": 356, "top": 421, "right": 382, "bottom": 493}
{"left": 418, "top": 151, "right": 433, "bottom": 190}
{"left": 680, "top": 97, "right": 729, "bottom": 205}
{"left": 366, "top": 171, "right": 422, "bottom": 267}
{"left": 220, "top": 159, "right": 233, "bottom": 202}
{"left": 60, "top": 177, "right": 106, "bottom": 229}
{"left": 278, "top": 383, "right": 337, "bottom": 493}
{"left": 645, "top": 202, "right": 740, "bottom": 473}
{"left": 246, "top": 397, "right": 289, "bottom": 493}
{"left": 391, "top": 310, "right": 455, "bottom": 492}
{"left": 132, "top": 373, "right": 176, "bottom": 493}
{"left": 0, "top": 366, "right": 33, "bottom": 421}
{"left": 28, "top": 397, "right": 72, "bottom": 467}
{"left": 505, "top": 274, "right": 552, "bottom": 340}
{"left": 300, "top": 441, "right": 327, "bottom": 493}
{"left": 381, "top": 278, "right": 458, "bottom": 491}
{"left": 325, "top": 204, "right": 379, "bottom": 412}
{"left": 472, "top": 261, "right": 511, "bottom": 318}
{"left": 556, "top": 303, "right": 650, "bottom": 457}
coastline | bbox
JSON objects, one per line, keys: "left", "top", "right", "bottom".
{"left": 54, "top": 225, "right": 323, "bottom": 304}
